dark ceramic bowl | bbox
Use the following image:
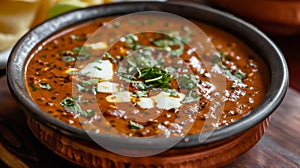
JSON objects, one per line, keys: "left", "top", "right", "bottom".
{"left": 6, "top": 1, "right": 288, "bottom": 167}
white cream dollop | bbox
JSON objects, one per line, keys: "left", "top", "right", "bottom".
{"left": 152, "top": 92, "right": 185, "bottom": 110}
{"left": 137, "top": 98, "right": 154, "bottom": 109}
{"left": 106, "top": 91, "right": 131, "bottom": 103}
{"left": 97, "top": 81, "right": 119, "bottom": 93}
{"left": 80, "top": 60, "right": 113, "bottom": 80}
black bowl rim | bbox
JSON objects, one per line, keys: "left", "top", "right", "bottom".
{"left": 7, "top": 1, "right": 289, "bottom": 149}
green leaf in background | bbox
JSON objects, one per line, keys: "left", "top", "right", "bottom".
{"left": 48, "top": 3, "right": 87, "bottom": 18}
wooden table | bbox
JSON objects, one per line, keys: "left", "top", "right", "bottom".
{"left": 1, "top": 1, "right": 300, "bottom": 167}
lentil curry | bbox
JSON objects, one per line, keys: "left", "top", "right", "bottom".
{"left": 25, "top": 15, "right": 269, "bottom": 138}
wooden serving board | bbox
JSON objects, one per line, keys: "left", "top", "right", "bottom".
{"left": 0, "top": 76, "right": 299, "bottom": 168}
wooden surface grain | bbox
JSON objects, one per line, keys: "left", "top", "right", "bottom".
{"left": 0, "top": 75, "right": 299, "bottom": 167}
{"left": 1, "top": 1, "right": 300, "bottom": 167}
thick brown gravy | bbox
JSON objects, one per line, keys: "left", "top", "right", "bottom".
{"left": 25, "top": 15, "right": 269, "bottom": 137}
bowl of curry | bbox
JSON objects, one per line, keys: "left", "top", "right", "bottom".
{"left": 7, "top": 1, "right": 288, "bottom": 167}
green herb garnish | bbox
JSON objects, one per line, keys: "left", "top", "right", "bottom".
{"left": 29, "top": 83, "right": 38, "bottom": 92}
{"left": 124, "top": 34, "right": 139, "bottom": 49}
{"left": 224, "top": 69, "right": 247, "bottom": 83}
{"left": 182, "top": 88, "right": 202, "bottom": 103}
{"left": 62, "top": 56, "right": 76, "bottom": 63}
{"left": 214, "top": 51, "right": 247, "bottom": 84}
{"left": 178, "top": 74, "right": 200, "bottom": 89}
{"left": 177, "top": 74, "right": 201, "bottom": 103}
{"left": 92, "top": 86, "right": 98, "bottom": 95}
{"left": 59, "top": 50, "right": 74, "bottom": 56}
{"left": 132, "top": 81, "right": 148, "bottom": 90}
{"left": 152, "top": 38, "right": 184, "bottom": 56}
{"left": 94, "top": 66, "right": 102, "bottom": 71}
{"left": 233, "top": 71, "right": 247, "bottom": 80}
{"left": 164, "top": 89, "right": 179, "bottom": 97}
{"left": 113, "top": 21, "right": 120, "bottom": 28}
{"left": 73, "top": 46, "right": 91, "bottom": 60}
{"left": 76, "top": 84, "right": 89, "bottom": 92}
{"left": 39, "top": 83, "right": 51, "bottom": 90}
{"left": 60, "top": 97, "right": 82, "bottom": 114}
{"left": 70, "top": 34, "right": 84, "bottom": 40}
{"left": 138, "top": 66, "right": 172, "bottom": 89}
{"left": 182, "top": 96, "right": 201, "bottom": 104}
{"left": 129, "top": 120, "right": 144, "bottom": 129}
{"left": 104, "top": 52, "right": 118, "bottom": 63}
{"left": 60, "top": 97, "right": 95, "bottom": 118}
{"left": 80, "top": 79, "right": 99, "bottom": 87}
{"left": 80, "top": 109, "right": 95, "bottom": 118}
{"left": 132, "top": 91, "right": 148, "bottom": 98}
{"left": 152, "top": 31, "right": 190, "bottom": 56}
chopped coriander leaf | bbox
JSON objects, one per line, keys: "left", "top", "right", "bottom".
{"left": 233, "top": 71, "right": 247, "bottom": 80}
{"left": 73, "top": 46, "right": 86, "bottom": 53}
{"left": 224, "top": 69, "right": 247, "bottom": 83}
{"left": 80, "top": 109, "right": 95, "bottom": 118}
{"left": 182, "top": 88, "right": 202, "bottom": 103}
{"left": 132, "top": 81, "right": 147, "bottom": 90}
{"left": 60, "top": 97, "right": 82, "bottom": 114}
{"left": 92, "top": 86, "right": 98, "bottom": 95}
{"left": 62, "top": 56, "right": 76, "bottom": 63}
{"left": 214, "top": 51, "right": 247, "bottom": 84}
{"left": 152, "top": 31, "right": 191, "bottom": 56}
{"left": 67, "top": 71, "right": 80, "bottom": 75}
{"left": 182, "top": 96, "right": 201, "bottom": 103}
{"left": 94, "top": 66, "right": 102, "bottom": 71}
{"left": 119, "top": 74, "right": 136, "bottom": 82}
{"left": 104, "top": 52, "right": 113, "bottom": 58}
{"left": 136, "top": 67, "right": 142, "bottom": 77}
{"left": 59, "top": 50, "right": 74, "bottom": 56}
{"left": 165, "top": 89, "right": 179, "bottom": 97}
{"left": 129, "top": 120, "right": 144, "bottom": 129}
{"left": 125, "top": 34, "right": 138, "bottom": 44}
{"left": 213, "top": 51, "right": 230, "bottom": 64}
{"left": 60, "top": 97, "right": 95, "bottom": 118}
{"left": 29, "top": 83, "right": 38, "bottom": 91}
{"left": 124, "top": 34, "right": 139, "bottom": 49}
{"left": 130, "top": 42, "right": 140, "bottom": 50}
{"left": 145, "top": 76, "right": 163, "bottom": 83}
{"left": 219, "top": 51, "right": 231, "bottom": 61}
{"left": 78, "top": 99, "right": 94, "bottom": 104}
{"left": 152, "top": 38, "right": 184, "bottom": 56}
{"left": 113, "top": 21, "right": 120, "bottom": 28}
{"left": 39, "top": 83, "right": 51, "bottom": 90}
{"left": 225, "top": 56, "right": 231, "bottom": 61}
{"left": 178, "top": 74, "right": 200, "bottom": 89}
{"left": 231, "top": 83, "right": 236, "bottom": 89}
{"left": 220, "top": 51, "right": 226, "bottom": 57}
{"left": 218, "top": 61, "right": 229, "bottom": 70}
{"left": 117, "top": 64, "right": 127, "bottom": 74}
{"left": 76, "top": 84, "right": 90, "bottom": 92}
{"left": 104, "top": 52, "right": 118, "bottom": 63}
{"left": 212, "top": 55, "right": 220, "bottom": 64}
{"left": 80, "top": 79, "right": 99, "bottom": 87}
{"left": 73, "top": 46, "right": 92, "bottom": 60}
{"left": 138, "top": 66, "right": 172, "bottom": 89}
{"left": 70, "top": 34, "right": 82, "bottom": 40}
{"left": 132, "top": 91, "right": 148, "bottom": 98}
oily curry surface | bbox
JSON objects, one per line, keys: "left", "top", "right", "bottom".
{"left": 25, "top": 15, "right": 269, "bottom": 137}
